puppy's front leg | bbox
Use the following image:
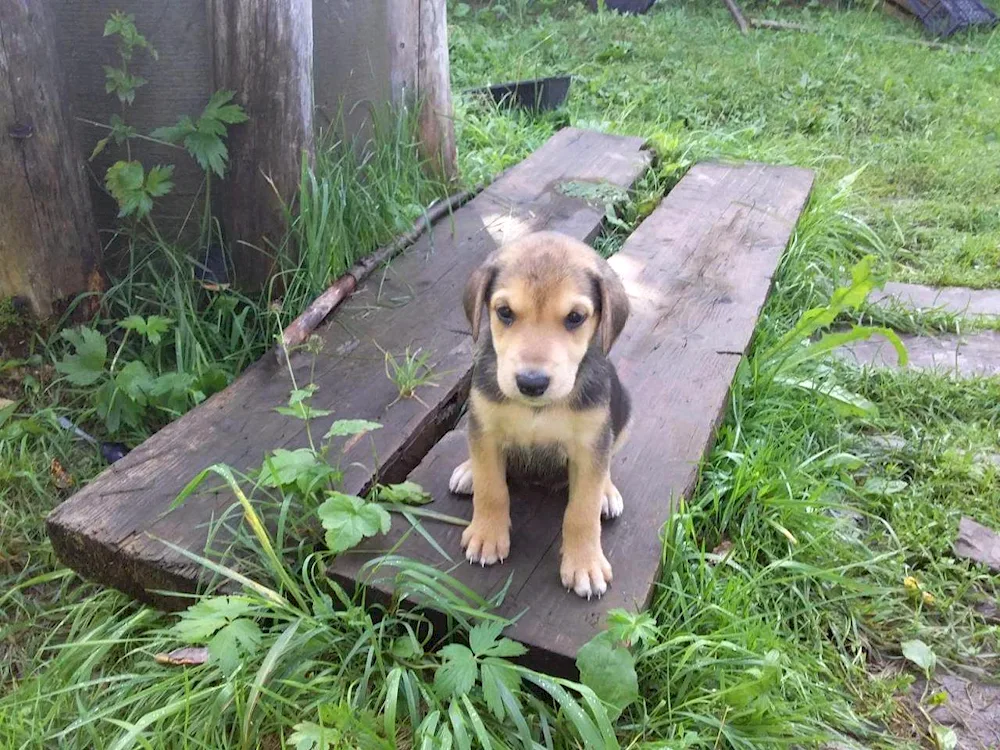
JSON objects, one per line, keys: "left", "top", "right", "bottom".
{"left": 561, "top": 451, "right": 613, "bottom": 599}
{"left": 461, "top": 431, "right": 510, "bottom": 565}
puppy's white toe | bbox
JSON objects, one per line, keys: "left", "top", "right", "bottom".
{"left": 461, "top": 522, "right": 509, "bottom": 565}
{"left": 448, "top": 460, "right": 474, "bottom": 495}
{"left": 560, "top": 551, "right": 612, "bottom": 599}
{"left": 601, "top": 481, "right": 624, "bottom": 520}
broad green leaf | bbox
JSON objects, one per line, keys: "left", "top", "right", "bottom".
{"left": 469, "top": 621, "right": 504, "bottom": 656}
{"left": 434, "top": 644, "right": 477, "bottom": 698}
{"left": 171, "top": 596, "right": 256, "bottom": 642}
{"left": 208, "top": 617, "right": 261, "bottom": 675}
{"left": 185, "top": 130, "right": 229, "bottom": 177}
{"left": 117, "top": 315, "right": 146, "bottom": 333}
{"left": 318, "top": 492, "right": 392, "bottom": 553}
{"left": 115, "top": 360, "right": 154, "bottom": 403}
{"left": 901, "top": 639, "right": 936, "bottom": 673}
{"left": 151, "top": 116, "right": 196, "bottom": 144}
{"left": 377, "top": 480, "right": 432, "bottom": 505}
{"left": 324, "top": 419, "right": 382, "bottom": 439}
{"left": 576, "top": 633, "right": 639, "bottom": 720}
{"left": 288, "top": 385, "right": 318, "bottom": 406}
{"left": 275, "top": 405, "right": 334, "bottom": 421}
{"left": 287, "top": 721, "right": 332, "bottom": 750}
{"left": 55, "top": 328, "right": 107, "bottom": 386}
{"left": 145, "top": 166, "right": 175, "bottom": 198}
{"left": 201, "top": 89, "right": 248, "bottom": 125}
{"left": 607, "top": 609, "right": 658, "bottom": 647}
{"left": 483, "top": 639, "right": 527, "bottom": 659}
{"left": 259, "top": 448, "right": 321, "bottom": 488}
{"left": 105, "top": 160, "right": 150, "bottom": 217}
{"left": 932, "top": 725, "right": 957, "bottom": 750}
{"left": 143, "top": 315, "right": 173, "bottom": 344}
{"left": 864, "top": 477, "right": 908, "bottom": 497}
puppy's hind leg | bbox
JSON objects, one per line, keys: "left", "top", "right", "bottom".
{"left": 448, "top": 458, "right": 474, "bottom": 495}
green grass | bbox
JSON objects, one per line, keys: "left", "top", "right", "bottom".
{"left": 4, "top": 1, "right": 1000, "bottom": 748}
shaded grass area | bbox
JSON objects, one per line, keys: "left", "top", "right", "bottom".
{"left": 2, "top": 2, "right": 1000, "bottom": 749}
{"left": 0, "top": 110, "right": 444, "bottom": 688}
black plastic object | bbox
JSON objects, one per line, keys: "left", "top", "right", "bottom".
{"left": 903, "top": 0, "right": 997, "bottom": 37}
{"left": 195, "top": 242, "right": 231, "bottom": 291}
{"left": 100, "top": 442, "right": 130, "bottom": 464}
{"left": 587, "top": 0, "right": 656, "bottom": 14}
{"left": 476, "top": 76, "right": 572, "bottom": 112}
{"left": 57, "top": 416, "right": 131, "bottom": 464}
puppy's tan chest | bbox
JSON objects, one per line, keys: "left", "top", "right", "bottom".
{"left": 471, "top": 391, "right": 605, "bottom": 451}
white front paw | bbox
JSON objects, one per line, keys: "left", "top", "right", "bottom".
{"left": 448, "top": 459, "right": 474, "bottom": 495}
{"left": 601, "top": 480, "right": 624, "bottom": 520}
{"left": 560, "top": 549, "right": 613, "bottom": 599}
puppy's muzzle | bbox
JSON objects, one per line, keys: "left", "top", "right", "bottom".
{"left": 515, "top": 369, "right": 550, "bottom": 398}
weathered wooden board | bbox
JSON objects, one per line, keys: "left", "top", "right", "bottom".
{"left": 842, "top": 331, "right": 1000, "bottom": 376}
{"left": 870, "top": 281, "right": 1000, "bottom": 318}
{"left": 331, "top": 162, "right": 816, "bottom": 674}
{"left": 47, "top": 128, "right": 652, "bottom": 607}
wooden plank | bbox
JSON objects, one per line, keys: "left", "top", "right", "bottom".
{"left": 46, "top": 128, "right": 652, "bottom": 608}
{"left": 870, "top": 281, "right": 1000, "bottom": 318}
{"left": 331, "top": 161, "right": 816, "bottom": 674}
{"left": 842, "top": 331, "right": 1000, "bottom": 376}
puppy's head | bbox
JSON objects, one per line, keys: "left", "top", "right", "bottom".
{"left": 464, "top": 231, "right": 629, "bottom": 405}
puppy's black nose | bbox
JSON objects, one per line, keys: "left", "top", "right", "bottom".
{"left": 515, "top": 370, "right": 550, "bottom": 397}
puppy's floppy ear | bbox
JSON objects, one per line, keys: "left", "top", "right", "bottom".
{"left": 463, "top": 258, "right": 498, "bottom": 342}
{"left": 594, "top": 264, "right": 630, "bottom": 354}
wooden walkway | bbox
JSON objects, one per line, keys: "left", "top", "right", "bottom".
{"left": 47, "top": 128, "right": 816, "bottom": 673}
{"left": 332, "top": 162, "right": 815, "bottom": 673}
{"left": 47, "top": 128, "right": 652, "bottom": 605}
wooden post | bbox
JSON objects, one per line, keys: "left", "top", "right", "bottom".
{"left": 210, "top": 0, "right": 314, "bottom": 290}
{"left": 417, "top": 0, "right": 458, "bottom": 183}
{"left": 0, "top": 0, "right": 101, "bottom": 317}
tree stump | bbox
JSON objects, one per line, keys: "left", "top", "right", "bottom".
{"left": 418, "top": 0, "right": 458, "bottom": 183}
{"left": 210, "top": 0, "right": 315, "bottom": 291}
{"left": 0, "top": 0, "right": 101, "bottom": 317}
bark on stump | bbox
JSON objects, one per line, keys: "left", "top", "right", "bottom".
{"left": 0, "top": 0, "right": 101, "bottom": 317}
{"left": 210, "top": 0, "right": 315, "bottom": 291}
{"left": 418, "top": 0, "right": 458, "bottom": 183}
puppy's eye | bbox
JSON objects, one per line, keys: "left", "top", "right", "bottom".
{"left": 565, "top": 311, "right": 586, "bottom": 330}
{"left": 496, "top": 305, "right": 515, "bottom": 325}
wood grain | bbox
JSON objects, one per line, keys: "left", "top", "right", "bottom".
{"left": 47, "top": 128, "right": 651, "bottom": 608}
{"left": 210, "top": 0, "right": 315, "bottom": 290}
{"left": 331, "top": 161, "right": 816, "bottom": 675}
{"left": 0, "top": 0, "right": 101, "bottom": 316}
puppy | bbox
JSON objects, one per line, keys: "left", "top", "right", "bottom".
{"left": 448, "top": 231, "right": 631, "bottom": 599}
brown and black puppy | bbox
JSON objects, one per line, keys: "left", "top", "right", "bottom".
{"left": 449, "top": 231, "right": 631, "bottom": 599}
